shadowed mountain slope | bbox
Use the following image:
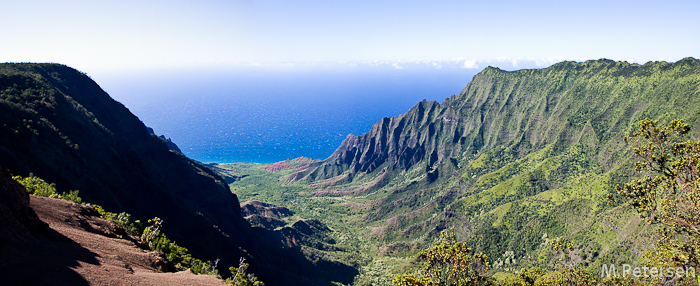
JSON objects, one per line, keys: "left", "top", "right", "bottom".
{"left": 0, "top": 63, "right": 249, "bottom": 267}
{"left": 0, "top": 63, "right": 356, "bottom": 285}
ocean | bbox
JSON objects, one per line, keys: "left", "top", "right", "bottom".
{"left": 94, "top": 66, "right": 477, "bottom": 163}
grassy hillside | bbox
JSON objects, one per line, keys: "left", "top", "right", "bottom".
{"left": 221, "top": 58, "right": 700, "bottom": 285}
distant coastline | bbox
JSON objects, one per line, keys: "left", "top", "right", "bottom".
{"left": 101, "top": 67, "right": 477, "bottom": 163}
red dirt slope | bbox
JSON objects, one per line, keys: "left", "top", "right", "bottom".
{"left": 0, "top": 169, "right": 227, "bottom": 286}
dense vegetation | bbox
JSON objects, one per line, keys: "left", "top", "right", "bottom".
{"left": 221, "top": 58, "right": 700, "bottom": 285}
{"left": 393, "top": 119, "right": 700, "bottom": 285}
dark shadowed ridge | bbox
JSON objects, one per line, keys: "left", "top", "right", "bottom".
{"left": 0, "top": 63, "right": 357, "bottom": 285}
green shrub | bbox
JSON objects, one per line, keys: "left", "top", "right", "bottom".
{"left": 393, "top": 229, "right": 492, "bottom": 285}
{"left": 61, "top": 190, "right": 82, "bottom": 204}
{"left": 226, "top": 258, "right": 265, "bottom": 286}
{"left": 13, "top": 173, "right": 81, "bottom": 203}
{"left": 13, "top": 173, "right": 58, "bottom": 197}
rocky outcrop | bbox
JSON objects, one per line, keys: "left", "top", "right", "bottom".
{"left": 241, "top": 200, "right": 294, "bottom": 219}
{"left": 0, "top": 166, "right": 48, "bottom": 242}
{"left": 147, "top": 127, "right": 183, "bottom": 153}
{"left": 276, "top": 219, "right": 337, "bottom": 249}
{"left": 330, "top": 100, "right": 443, "bottom": 173}
{"left": 290, "top": 99, "right": 447, "bottom": 184}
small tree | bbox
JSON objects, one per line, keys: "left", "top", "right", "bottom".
{"left": 616, "top": 118, "right": 700, "bottom": 284}
{"left": 226, "top": 257, "right": 264, "bottom": 286}
{"left": 141, "top": 217, "right": 163, "bottom": 243}
{"left": 394, "top": 229, "right": 491, "bottom": 286}
{"left": 533, "top": 237, "right": 599, "bottom": 286}
{"left": 516, "top": 267, "right": 545, "bottom": 285}
{"left": 551, "top": 237, "right": 574, "bottom": 267}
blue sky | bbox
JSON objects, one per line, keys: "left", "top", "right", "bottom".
{"left": 2, "top": 0, "right": 698, "bottom": 72}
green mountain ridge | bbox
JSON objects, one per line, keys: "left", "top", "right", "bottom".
{"left": 224, "top": 58, "right": 700, "bottom": 284}
{"left": 299, "top": 58, "right": 700, "bottom": 182}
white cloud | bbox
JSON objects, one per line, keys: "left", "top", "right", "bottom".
{"left": 462, "top": 59, "right": 479, "bottom": 69}
{"left": 392, "top": 62, "right": 405, "bottom": 69}
{"left": 535, "top": 56, "right": 564, "bottom": 67}
{"left": 232, "top": 56, "right": 664, "bottom": 72}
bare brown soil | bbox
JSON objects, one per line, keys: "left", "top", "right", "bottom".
{"left": 1, "top": 195, "right": 227, "bottom": 286}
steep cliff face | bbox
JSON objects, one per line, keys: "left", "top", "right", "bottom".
{"left": 300, "top": 58, "right": 700, "bottom": 186}
{"left": 292, "top": 99, "right": 446, "bottom": 185}
{"left": 330, "top": 100, "right": 443, "bottom": 172}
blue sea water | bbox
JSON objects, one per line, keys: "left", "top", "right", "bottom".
{"left": 95, "top": 66, "right": 476, "bottom": 163}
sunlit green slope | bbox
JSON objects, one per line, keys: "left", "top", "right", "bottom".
{"left": 220, "top": 58, "right": 700, "bottom": 285}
